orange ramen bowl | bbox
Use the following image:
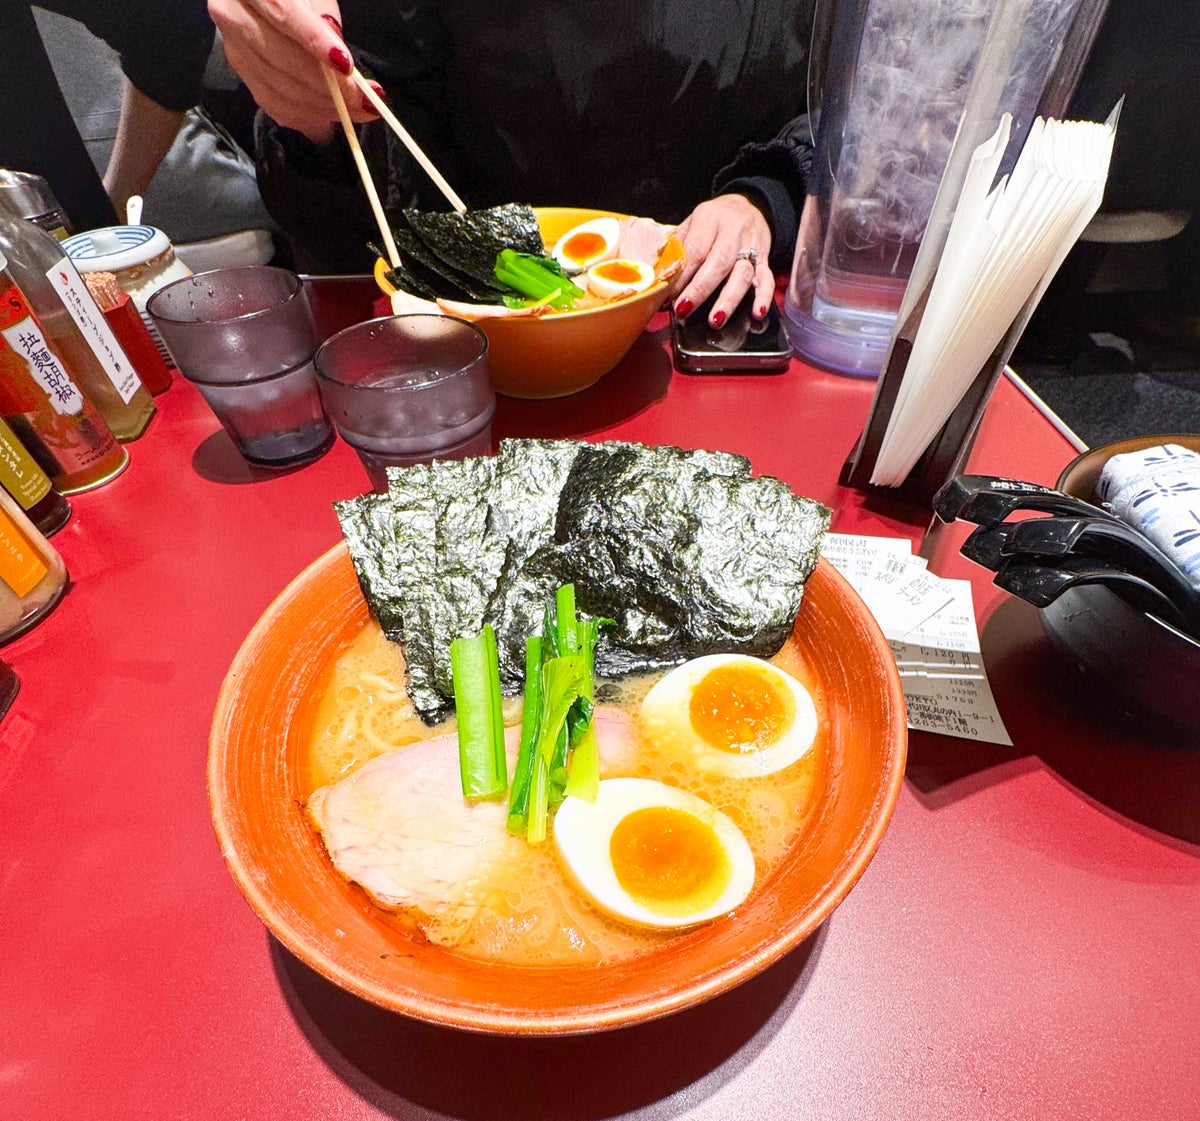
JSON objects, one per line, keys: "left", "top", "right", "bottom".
{"left": 209, "top": 544, "right": 906, "bottom": 1035}
{"left": 374, "top": 207, "right": 685, "bottom": 399}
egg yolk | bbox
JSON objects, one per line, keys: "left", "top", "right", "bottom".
{"left": 688, "top": 662, "right": 796, "bottom": 754}
{"left": 561, "top": 230, "right": 608, "bottom": 265}
{"left": 610, "top": 806, "right": 732, "bottom": 916}
{"left": 592, "top": 260, "right": 644, "bottom": 285}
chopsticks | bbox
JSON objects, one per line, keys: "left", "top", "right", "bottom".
{"left": 323, "top": 63, "right": 469, "bottom": 272}
{"left": 322, "top": 67, "right": 401, "bottom": 268}
{"left": 351, "top": 72, "right": 467, "bottom": 215}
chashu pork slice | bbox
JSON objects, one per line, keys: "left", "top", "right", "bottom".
{"left": 306, "top": 708, "right": 636, "bottom": 919}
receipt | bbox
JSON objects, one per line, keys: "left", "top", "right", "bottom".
{"left": 822, "top": 534, "right": 1012, "bottom": 744}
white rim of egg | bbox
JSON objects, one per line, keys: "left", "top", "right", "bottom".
{"left": 585, "top": 258, "right": 656, "bottom": 300}
{"left": 550, "top": 216, "right": 620, "bottom": 274}
{"left": 553, "top": 778, "right": 756, "bottom": 929}
{"left": 639, "top": 653, "right": 819, "bottom": 778}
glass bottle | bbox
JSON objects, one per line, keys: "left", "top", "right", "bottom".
{"left": 0, "top": 256, "right": 128, "bottom": 493}
{"left": 0, "top": 168, "right": 72, "bottom": 240}
{"left": 0, "top": 481, "right": 68, "bottom": 644}
{"left": 0, "top": 208, "right": 155, "bottom": 440}
{"left": 0, "top": 415, "right": 70, "bottom": 535}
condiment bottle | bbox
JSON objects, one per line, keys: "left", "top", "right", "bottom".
{"left": 0, "top": 482, "right": 68, "bottom": 645}
{"left": 83, "top": 271, "right": 173, "bottom": 394}
{"left": 0, "top": 210, "right": 155, "bottom": 440}
{"left": 62, "top": 225, "right": 191, "bottom": 363}
{"left": 0, "top": 415, "right": 70, "bottom": 535}
{"left": 0, "top": 168, "right": 72, "bottom": 241}
{"left": 0, "top": 256, "right": 128, "bottom": 493}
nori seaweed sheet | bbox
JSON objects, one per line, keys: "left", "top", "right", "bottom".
{"left": 388, "top": 220, "right": 505, "bottom": 303}
{"left": 335, "top": 439, "right": 831, "bottom": 723}
{"left": 400, "top": 203, "right": 544, "bottom": 289}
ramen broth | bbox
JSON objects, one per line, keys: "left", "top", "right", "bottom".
{"left": 305, "top": 621, "right": 829, "bottom": 966}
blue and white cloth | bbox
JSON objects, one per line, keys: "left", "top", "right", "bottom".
{"left": 1097, "top": 443, "right": 1200, "bottom": 588}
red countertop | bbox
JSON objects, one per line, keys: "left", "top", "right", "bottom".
{"left": 3, "top": 287, "right": 1198, "bottom": 1121}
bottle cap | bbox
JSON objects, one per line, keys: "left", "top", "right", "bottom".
{"left": 63, "top": 225, "right": 174, "bottom": 273}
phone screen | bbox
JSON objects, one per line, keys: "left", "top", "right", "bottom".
{"left": 671, "top": 290, "right": 791, "bottom": 373}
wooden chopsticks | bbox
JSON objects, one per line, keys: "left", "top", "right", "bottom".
{"left": 322, "top": 67, "right": 401, "bottom": 268}
{"left": 351, "top": 73, "right": 467, "bottom": 215}
{"left": 322, "top": 61, "right": 468, "bottom": 272}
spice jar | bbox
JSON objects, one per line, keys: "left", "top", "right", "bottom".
{"left": 0, "top": 255, "right": 128, "bottom": 493}
{"left": 63, "top": 225, "right": 191, "bottom": 362}
{"left": 0, "top": 482, "right": 68, "bottom": 644}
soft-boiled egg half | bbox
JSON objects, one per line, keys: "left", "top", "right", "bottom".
{"left": 586, "top": 258, "right": 656, "bottom": 299}
{"left": 554, "top": 777, "right": 755, "bottom": 928}
{"left": 640, "top": 654, "right": 818, "bottom": 778}
{"left": 551, "top": 216, "right": 620, "bottom": 274}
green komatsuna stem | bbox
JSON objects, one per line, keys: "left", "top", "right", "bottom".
{"left": 507, "top": 635, "right": 543, "bottom": 833}
{"left": 450, "top": 624, "right": 507, "bottom": 800}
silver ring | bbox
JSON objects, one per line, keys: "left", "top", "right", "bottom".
{"left": 735, "top": 248, "right": 760, "bottom": 268}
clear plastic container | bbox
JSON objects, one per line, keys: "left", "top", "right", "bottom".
{"left": 0, "top": 483, "right": 68, "bottom": 644}
{"left": 785, "top": 0, "right": 1087, "bottom": 377}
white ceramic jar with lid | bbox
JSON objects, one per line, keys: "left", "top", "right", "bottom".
{"left": 62, "top": 225, "right": 192, "bottom": 358}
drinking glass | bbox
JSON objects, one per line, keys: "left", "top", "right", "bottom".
{"left": 147, "top": 266, "right": 333, "bottom": 467}
{"left": 314, "top": 314, "right": 495, "bottom": 490}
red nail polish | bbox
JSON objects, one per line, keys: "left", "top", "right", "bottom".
{"left": 712, "top": 310, "right": 727, "bottom": 328}
{"left": 360, "top": 93, "right": 380, "bottom": 114}
{"left": 369, "top": 81, "right": 387, "bottom": 101}
{"left": 755, "top": 304, "right": 767, "bottom": 320}
{"left": 675, "top": 298, "right": 693, "bottom": 318}
{"left": 321, "top": 12, "right": 343, "bottom": 36}
{"left": 328, "top": 45, "right": 353, "bottom": 76}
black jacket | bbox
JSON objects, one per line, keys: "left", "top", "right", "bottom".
{"left": 257, "top": 0, "right": 816, "bottom": 274}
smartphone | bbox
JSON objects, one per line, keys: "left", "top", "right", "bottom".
{"left": 671, "top": 290, "right": 791, "bottom": 373}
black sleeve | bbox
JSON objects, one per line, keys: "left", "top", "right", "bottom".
{"left": 1, "top": 3, "right": 118, "bottom": 231}
{"left": 32, "top": 0, "right": 214, "bottom": 110}
{"left": 711, "top": 116, "right": 815, "bottom": 274}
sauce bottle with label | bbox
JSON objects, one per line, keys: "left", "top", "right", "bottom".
{"left": 0, "top": 257, "right": 128, "bottom": 493}
{"left": 0, "top": 209, "right": 155, "bottom": 440}
{"left": 0, "top": 415, "right": 70, "bottom": 535}
{"left": 0, "top": 481, "right": 67, "bottom": 645}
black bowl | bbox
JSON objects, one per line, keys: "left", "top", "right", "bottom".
{"left": 1046, "top": 436, "right": 1200, "bottom": 734}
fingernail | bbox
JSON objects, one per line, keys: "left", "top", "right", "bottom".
{"left": 360, "top": 92, "right": 380, "bottom": 114}
{"left": 368, "top": 81, "right": 386, "bottom": 101}
{"left": 675, "top": 298, "right": 693, "bottom": 318}
{"left": 712, "top": 310, "right": 727, "bottom": 328}
{"left": 755, "top": 304, "right": 767, "bottom": 320}
{"left": 321, "top": 12, "right": 343, "bottom": 37}
{"left": 328, "top": 45, "right": 353, "bottom": 76}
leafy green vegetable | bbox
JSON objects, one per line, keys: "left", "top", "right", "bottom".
{"left": 503, "top": 585, "right": 608, "bottom": 842}
{"left": 494, "top": 250, "right": 582, "bottom": 310}
{"left": 450, "top": 625, "right": 507, "bottom": 800}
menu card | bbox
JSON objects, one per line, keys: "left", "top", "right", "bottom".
{"left": 821, "top": 533, "right": 1012, "bottom": 744}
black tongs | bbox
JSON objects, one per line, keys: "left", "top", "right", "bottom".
{"left": 934, "top": 474, "right": 1116, "bottom": 526}
{"left": 1000, "top": 515, "right": 1200, "bottom": 629}
{"left": 936, "top": 475, "right": 1200, "bottom": 638}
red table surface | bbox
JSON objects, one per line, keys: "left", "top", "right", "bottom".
{"left": 3, "top": 283, "right": 1199, "bottom": 1121}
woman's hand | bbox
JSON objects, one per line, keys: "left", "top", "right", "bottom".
{"left": 668, "top": 194, "right": 774, "bottom": 327}
{"left": 208, "top": 0, "right": 378, "bottom": 142}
